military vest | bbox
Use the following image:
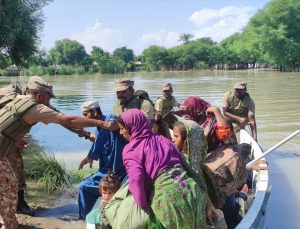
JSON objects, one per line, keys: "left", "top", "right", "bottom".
{"left": 0, "top": 93, "right": 37, "bottom": 158}
{"left": 156, "top": 96, "right": 175, "bottom": 116}
{"left": 227, "top": 91, "right": 251, "bottom": 118}
{"left": 113, "top": 95, "right": 140, "bottom": 116}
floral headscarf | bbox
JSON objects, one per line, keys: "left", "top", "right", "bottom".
{"left": 180, "top": 96, "right": 211, "bottom": 122}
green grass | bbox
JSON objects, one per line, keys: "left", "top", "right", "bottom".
{"left": 24, "top": 138, "right": 99, "bottom": 193}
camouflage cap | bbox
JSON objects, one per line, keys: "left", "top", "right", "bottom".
{"left": 27, "top": 76, "right": 55, "bottom": 98}
{"left": 163, "top": 83, "right": 172, "bottom": 91}
{"left": 81, "top": 100, "right": 100, "bottom": 112}
{"left": 234, "top": 81, "right": 247, "bottom": 90}
{"left": 115, "top": 78, "right": 134, "bottom": 92}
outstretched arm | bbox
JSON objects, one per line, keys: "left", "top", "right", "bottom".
{"left": 248, "top": 111, "right": 257, "bottom": 141}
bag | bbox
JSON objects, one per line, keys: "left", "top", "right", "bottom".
{"left": 134, "top": 90, "right": 155, "bottom": 107}
{"left": 205, "top": 144, "right": 248, "bottom": 197}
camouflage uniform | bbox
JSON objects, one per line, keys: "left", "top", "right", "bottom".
{"left": 0, "top": 157, "right": 18, "bottom": 229}
{"left": 7, "top": 148, "right": 26, "bottom": 191}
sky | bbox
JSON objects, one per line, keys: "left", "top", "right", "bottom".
{"left": 40, "top": 0, "right": 270, "bottom": 55}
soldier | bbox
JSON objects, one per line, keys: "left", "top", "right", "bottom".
{"left": 113, "top": 78, "right": 154, "bottom": 120}
{"left": 0, "top": 76, "right": 113, "bottom": 228}
{"left": 222, "top": 82, "right": 257, "bottom": 141}
{"left": 154, "top": 83, "right": 180, "bottom": 120}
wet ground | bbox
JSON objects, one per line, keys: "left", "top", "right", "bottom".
{"left": 17, "top": 184, "right": 84, "bottom": 229}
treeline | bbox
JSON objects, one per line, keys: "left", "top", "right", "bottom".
{"left": 0, "top": 0, "right": 299, "bottom": 76}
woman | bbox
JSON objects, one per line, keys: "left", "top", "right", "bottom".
{"left": 172, "top": 120, "right": 225, "bottom": 209}
{"left": 118, "top": 109, "right": 207, "bottom": 228}
{"left": 180, "top": 96, "right": 234, "bottom": 153}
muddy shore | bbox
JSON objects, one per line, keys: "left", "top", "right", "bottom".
{"left": 17, "top": 182, "right": 84, "bottom": 229}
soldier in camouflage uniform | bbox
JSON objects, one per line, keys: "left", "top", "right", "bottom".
{"left": 222, "top": 82, "right": 257, "bottom": 141}
{"left": 0, "top": 77, "right": 116, "bottom": 228}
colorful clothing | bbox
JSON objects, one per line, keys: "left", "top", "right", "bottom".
{"left": 78, "top": 114, "right": 127, "bottom": 219}
{"left": 121, "top": 109, "right": 181, "bottom": 209}
{"left": 120, "top": 109, "right": 206, "bottom": 228}
{"left": 152, "top": 165, "right": 206, "bottom": 229}
{"left": 180, "top": 120, "right": 225, "bottom": 208}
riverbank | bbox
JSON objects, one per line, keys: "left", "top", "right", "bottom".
{"left": 17, "top": 182, "right": 84, "bottom": 229}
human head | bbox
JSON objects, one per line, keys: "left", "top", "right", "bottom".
{"left": 180, "top": 96, "right": 211, "bottom": 123}
{"left": 81, "top": 100, "right": 102, "bottom": 119}
{"left": 162, "top": 83, "right": 173, "bottom": 98}
{"left": 172, "top": 121, "right": 187, "bottom": 153}
{"left": 118, "top": 109, "right": 151, "bottom": 142}
{"left": 99, "top": 174, "right": 120, "bottom": 203}
{"left": 26, "top": 76, "right": 55, "bottom": 106}
{"left": 233, "top": 82, "right": 247, "bottom": 99}
{"left": 115, "top": 78, "right": 135, "bottom": 105}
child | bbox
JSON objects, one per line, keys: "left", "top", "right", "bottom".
{"left": 86, "top": 174, "right": 120, "bottom": 229}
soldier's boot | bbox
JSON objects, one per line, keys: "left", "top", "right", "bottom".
{"left": 17, "top": 190, "right": 36, "bottom": 216}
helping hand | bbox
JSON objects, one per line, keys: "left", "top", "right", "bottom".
{"left": 79, "top": 157, "right": 93, "bottom": 170}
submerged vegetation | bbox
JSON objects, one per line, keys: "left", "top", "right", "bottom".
{"left": 0, "top": 0, "right": 299, "bottom": 75}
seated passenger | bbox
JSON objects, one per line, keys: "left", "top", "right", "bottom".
{"left": 180, "top": 96, "right": 234, "bottom": 153}
{"left": 77, "top": 101, "right": 127, "bottom": 219}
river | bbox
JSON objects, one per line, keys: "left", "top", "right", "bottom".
{"left": 1, "top": 70, "right": 299, "bottom": 228}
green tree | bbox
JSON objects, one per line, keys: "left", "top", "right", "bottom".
{"left": 0, "top": 0, "right": 50, "bottom": 66}
{"left": 112, "top": 46, "right": 134, "bottom": 63}
{"left": 142, "top": 45, "right": 168, "bottom": 71}
{"left": 178, "top": 33, "right": 194, "bottom": 44}
{"left": 48, "top": 39, "right": 88, "bottom": 66}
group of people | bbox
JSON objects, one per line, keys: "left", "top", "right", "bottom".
{"left": 0, "top": 76, "right": 260, "bottom": 229}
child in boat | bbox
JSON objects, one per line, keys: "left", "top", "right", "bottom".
{"left": 86, "top": 174, "right": 120, "bottom": 229}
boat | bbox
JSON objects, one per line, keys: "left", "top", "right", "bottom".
{"left": 236, "top": 129, "right": 270, "bottom": 229}
{"left": 86, "top": 128, "right": 270, "bottom": 229}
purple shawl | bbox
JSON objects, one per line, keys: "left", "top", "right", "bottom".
{"left": 121, "top": 109, "right": 181, "bottom": 209}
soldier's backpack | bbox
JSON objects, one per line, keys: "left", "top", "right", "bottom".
{"left": 205, "top": 144, "right": 249, "bottom": 197}
{"left": 134, "top": 89, "right": 155, "bottom": 108}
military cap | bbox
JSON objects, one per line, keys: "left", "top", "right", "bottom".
{"left": 81, "top": 100, "right": 100, "bottom": 112}
{"left": 234, "top": 82, "right": 247, "bottom": 90}
{"left": 115, "top": 78, "right": 134, "bottom": 92}
{"left": 27, "top": 76, "right": 55, "bottom": 98}
{"left": 162, "top": 83, "right": 172, "bottom": 91}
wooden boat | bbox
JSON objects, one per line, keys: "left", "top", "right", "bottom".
{"left": 236, "top": 129, "right": 270, "bottom": 229}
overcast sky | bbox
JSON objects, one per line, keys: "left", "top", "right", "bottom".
{"left": 40, "top": 0, "right": 270, "bottom": 55}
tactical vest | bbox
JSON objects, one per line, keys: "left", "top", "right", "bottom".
{"left": 227, "top": 91, "right": 251, "bottom": 118}
{"left": 113, "top": 95, "right": 140, "bottom": 116}
{"left": 156, "top": 96, "right": 175, "bottom": 116}
{"left": 0, "top": 93, "right": 37, "bottom": 158}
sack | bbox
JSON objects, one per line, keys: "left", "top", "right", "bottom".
{"left": 205, "top": 144, "right": 248, "bottom": 197}
{"left": 134, "top": 90, "right": 155, "bottom": 107}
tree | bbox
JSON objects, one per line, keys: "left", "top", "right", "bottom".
{"left": 178, "top": 33, "right": 194, "bottom": 44}
{"left": 112, "top": 46, "right": 134, "bottom": 63}
{"left": 142, "top": 46, "right": 168, "bottom": 71}
{"left": 48, "top": 39, "right": 88, "bottom": 66}
{"left": 0, "top": 0, "right": 50, "bottom": 67}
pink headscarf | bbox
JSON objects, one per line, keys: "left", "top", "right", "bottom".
{"left": 121, "top": 109, "right": 181, "bottom": 209}
{"left": 180, "top": 96, "right": 211, "bottom": 122}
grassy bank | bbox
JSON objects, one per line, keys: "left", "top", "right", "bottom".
{"left": 24, "top": 138, "right": 97, "bottom": 194}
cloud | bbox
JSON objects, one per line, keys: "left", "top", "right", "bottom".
{"left": 71, "top": 20, "right": 124, "bottom": 53}
{"left": 132, "top": 30, "right": 180, "bottom": 55}
{"left": 190, "top": 6, "right": 255, "bottom": 42}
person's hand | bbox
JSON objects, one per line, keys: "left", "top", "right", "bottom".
{"left": 79, "top": 157, "right": 93, "bottom": 170}
{"left": 247, "top": 160, "right": 268, "bottom": 171}
{"left": 16, "top": 139, "right": 29, "bottom": 149}
{"left": 238, "top": 117, "right": 248, "bottom": 127}
{"left": 88, "top": 134, "right": 96, "bottom": 142}
{"left": 205, "top": 106, "right": 219, "bottom": 116}
{"left": 206, "top": 204, "right": 218, "bottom": 222}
